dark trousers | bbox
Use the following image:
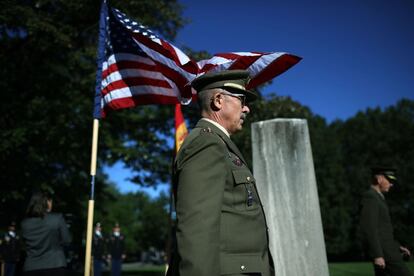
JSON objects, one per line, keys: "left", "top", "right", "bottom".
{"left": 5, "top": 263, "right": 16, "bottom": 276}
{"left": 111, "top": 259, "right": 122, "bottom": 276}
{"left": 374, "top": 261, "right": 412, "bottom": 276}
{"left": 24, "top": 267, "right": 66, "bottom": 276}
{"left": 94, "top": 259, "right": 103, "bottom": 276}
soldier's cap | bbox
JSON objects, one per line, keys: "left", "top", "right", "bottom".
{"left": 9, "top": 221, "right": 16, "bottom": 227}
{"left": 95, "top": 222, "right": 101, "bottom": 228}
{"left": 371, "top": 166, "right": 397, "bottom": 184}
{"left": 191, "top": 70, "right": 257, "bottom": 102}
{"left": 114, "top": 222, "right": 120, "bottom": 228}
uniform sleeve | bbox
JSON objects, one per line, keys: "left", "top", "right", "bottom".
{"left": 175, "top": 134, "right": 227, "bottom": 276}
{"left": 58, "top": 214, "right": 72, "bottom": 245}
{"left": 360, "top": 194, "right": 383, "bottom": 258}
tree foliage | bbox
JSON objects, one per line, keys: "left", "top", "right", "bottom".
{"left": 0, "top": 0, "right": 185, "bottom": 242}
{"left": 94, "top": 186, "right": 170, "bottom": 256}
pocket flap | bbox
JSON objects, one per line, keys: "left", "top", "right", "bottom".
{"left": 232, "top": 170, "right": 255, "bottom": 185}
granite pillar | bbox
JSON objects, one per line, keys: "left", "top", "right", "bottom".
{"left": 252, "top": 118, "right": 329, "bottom": 276}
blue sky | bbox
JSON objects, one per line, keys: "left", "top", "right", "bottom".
{"left": 109, "top": 0, "right": 414, "bottom": 194}
{"left": 174, "top": 0, "right": 414, "bottom": 121}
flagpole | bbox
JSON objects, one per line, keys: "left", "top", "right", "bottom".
{"left": 84, "top": 119, "right": 99, "bottom": 276}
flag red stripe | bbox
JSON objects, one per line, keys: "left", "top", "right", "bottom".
{"left": 102, "top": 60, "right": 157, "bottom": 79}
{"left": 102, "top": 77, "right": 171, "bottom": 95}
{"left": 228, "top": 55, "right": 261, "bottom": 70}
{"left": 214, "top": 53, "right": 244, "bottom": 60}
{"left": 102, "top": 94, "right": 180, "bottom": 116}
{"left": 247, "top": 54, "right": 302, "bottom": 89}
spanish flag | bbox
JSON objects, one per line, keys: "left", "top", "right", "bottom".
{"left": 175, "top": 104, "right": 188, "bottom": 153}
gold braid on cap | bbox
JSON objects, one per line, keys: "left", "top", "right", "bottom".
{"left": 223, "top": 83, "right": 246, "bottom": 91}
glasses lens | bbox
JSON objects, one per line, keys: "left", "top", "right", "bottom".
{"left": 222, "top": 92, "right": 246, "bottom": 107}
{"left": 239, "top": 95, "right": 246, "bottom": 107}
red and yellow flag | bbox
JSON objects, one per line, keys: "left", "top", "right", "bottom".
{"left": 175, "top": 104, "right": 188, "bottom": 153}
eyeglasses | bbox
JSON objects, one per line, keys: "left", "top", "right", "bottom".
{"left": 219, "top": 91, "right": 247, "bottom": 107}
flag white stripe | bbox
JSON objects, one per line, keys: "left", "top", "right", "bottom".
{"left": 133, "top": 38, "right": 197, "bottom": 81}
{"left": 247, "top": 52, "right": 286, "bottom": 77}
{"left": 102, "top": 69, "right": 169, "bottom": 88}
{"left": 102, "top": 85, "right": 176, "bottom": 107}
{"left": 103, "top": 53, "right": 155, "bottom": 71}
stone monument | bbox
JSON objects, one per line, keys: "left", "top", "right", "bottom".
{"left": 252, "top": 118, "right": 329, "bottom": 276}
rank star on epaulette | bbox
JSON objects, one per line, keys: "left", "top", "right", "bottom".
{"left": 200, "top": 127, "right": 212, "bottom": 134}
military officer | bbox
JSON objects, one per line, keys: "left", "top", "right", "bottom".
{"left": 1, "top": 221, "right": 21, "bottom": 276}
{"left": 107, "top": 223, "right": 126, "bottom": 276}
{"left": 360, "top": 167, "right": 412, "bottom": 276}
{"left": 92, "top": 222, "right": 106, "bottom": 276}
{"left": 167, "top": 70, "right": 272, "bottom": 276}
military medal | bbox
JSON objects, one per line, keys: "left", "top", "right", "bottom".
{"left": 246, "top": 186, "right": 254, "bottom": 206}
{"left": 232, "top": 157, "right": 243, "bottom": 166}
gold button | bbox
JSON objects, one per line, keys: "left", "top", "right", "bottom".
{"left": 241, "top": 265, "right": 246, "bottom": 270}
{"left": 246, "top": 176, "right": 251, "bottom": 181}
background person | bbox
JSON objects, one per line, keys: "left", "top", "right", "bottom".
{"left": 1, "top": 221, "right": 21, "bottom": 276}
{"left": 360, "top": 167, "right": 412, "bottom": 276}
{"left": 107, "top": 223, "right": 125, "bottom": 276}
{"left": 92, "top": 222, "right": 106, "bottom": 276}
{"left": 21, "top": 191, "right": 72, "bottom": 276}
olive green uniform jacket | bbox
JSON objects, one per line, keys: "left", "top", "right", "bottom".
{"left": 168, "top": 119, "right": 271, "bottom": 276}
{"left": 360, "top": 188, "right": 403, "bottom": 262}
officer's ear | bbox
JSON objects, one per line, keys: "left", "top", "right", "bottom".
{"left": 210, "top": 92, "right": 223, "bottom": 111}
{"left": 377, "top": 175, "right": 385, "bottom": 185}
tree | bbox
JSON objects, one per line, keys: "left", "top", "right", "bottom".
{"left": 94, "top": 186, "right": 169, "bottom": 257}
{"left": 0, "top": 0, "right": 186, "bottom": 242}
{"left": 232, "top": 94, "right": 414, "bottom": 260}
{"left": 337, "top": 99, "right": 414, "bottom": 258}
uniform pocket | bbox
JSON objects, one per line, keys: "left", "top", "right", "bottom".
{"left": 232, "top": 170, "right": 259, "bottom": 210}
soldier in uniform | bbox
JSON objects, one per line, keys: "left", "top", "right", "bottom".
{"left": 107, "top": 223, "right": 125, "bottom": 276}
{"left": 360, "top": 167, "right": 412, "bottom": 276}
{"left": 92, "top": 222, "right": 106, "bottom": 276}
{"left": 167, "top": 70, "right": 272, "bottom": 276}
{"left": 1, "top": 221, "right": 21, "bottom": 276}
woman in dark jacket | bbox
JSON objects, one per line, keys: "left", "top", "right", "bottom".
{"left": 21, "top": 191, "right": 71, "bottom": 276}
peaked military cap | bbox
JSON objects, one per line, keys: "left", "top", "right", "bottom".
{"left": 371, "top": 166, "right": 397, "bottom": 183}
{"left": 191, "top": 70, "right": 258, "bottom": 102}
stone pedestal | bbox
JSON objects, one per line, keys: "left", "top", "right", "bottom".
{"left": 251, "top": 118, "right": 329, "bottom": 276}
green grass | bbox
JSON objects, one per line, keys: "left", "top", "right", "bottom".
{"left": 329, "top": 262, "right": 374, "bottom": 276}
{"left": 329, "top": 262, "right": 414, "bottom": 276}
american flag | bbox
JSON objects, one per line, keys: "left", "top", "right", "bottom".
{"left": 197, "top": 52, "right": 301, "bottom": 89}
{"left": 94, "top": 2, "right": 198, "bottom": 118}
{"left": 94, "top": 2, "right": 301, "bottom": 118}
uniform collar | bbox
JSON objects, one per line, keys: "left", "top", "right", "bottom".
{"left": 371, "top": 186, "right": 385, "bottom": 200}
{"left": 200, "top": 118, "right": 230, "bottom": 137}
{"left": 196, "top": 119, "right": 247, "bottom": 166}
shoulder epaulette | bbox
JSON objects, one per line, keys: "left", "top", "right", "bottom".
{"left": 199, "top": 127, "right": 212, "bottom": 135}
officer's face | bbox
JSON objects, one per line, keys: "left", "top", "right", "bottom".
{"left": 221, "top": 91, "right": 250, "bottom": 134}
{"left": 378, "top": 175, "right": 393, "bottom": 193}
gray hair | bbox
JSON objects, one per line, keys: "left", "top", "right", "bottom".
{"left": 197, "top": 88, "right": 225, "bottom": 111}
